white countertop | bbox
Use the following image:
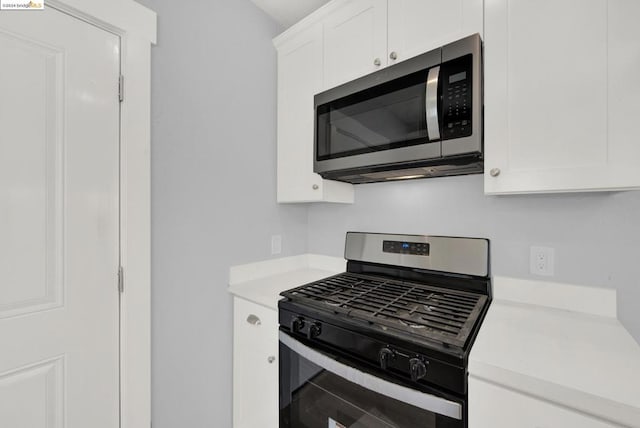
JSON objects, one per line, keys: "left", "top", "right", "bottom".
{"left": 470, "top": 276, "right": 640, "bottom": 427}
{"left": 229, "top": 261, "right": 640, "bottom": 425}
{"left": 228, "top": 254, "right": 345, "bottom": 310}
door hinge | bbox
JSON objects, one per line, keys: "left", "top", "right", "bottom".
{"left": 118, "top": 265, "right": 124, "bottom": 293}
{"left": 118, "top": 75, "right": 124, "bottom": 102}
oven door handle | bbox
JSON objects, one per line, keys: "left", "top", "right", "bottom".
{"left": 279, "top": 331, "right": 462, "bottom": 421}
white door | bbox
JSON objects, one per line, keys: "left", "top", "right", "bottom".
{"left": 323, "top": 0, "right": 387, "bottom": 89}
{"left": 275, "top": 24, "right": 354, "bottom": 204}
{"left": 277, "top": 23, "right": 326, "bottom": 203}
{"left": 0, "top": 6, "right": 120, "bottom": 428}
{"left": 484, "top": 0, "right": 640, "bottom": 194}
{"left": 232, "top": 298, "right": 279, "bottom": 428}
{"left": 387, "top": 0, "right": 483, "bottom": 65}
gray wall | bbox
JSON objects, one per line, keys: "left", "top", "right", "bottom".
{"left": 144, "top": 1, "right": 305, "bottom": 427}
{"left": 138, "top": 1, "right": 640, "bottom": 427}
{"left": 307, "top": 175, "right": 640, "bottom": 342}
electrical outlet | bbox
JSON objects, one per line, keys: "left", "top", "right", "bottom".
{"left": 530, "top": 246, "right": 555, "bottom": 276}
{"left": 271, "top": 235, "right": 282, "bottom": 255}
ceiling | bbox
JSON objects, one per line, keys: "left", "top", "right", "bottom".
{"left": 250, "top": 0, "right": 330, "bottom": 28}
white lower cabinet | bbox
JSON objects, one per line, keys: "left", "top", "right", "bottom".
{"left": 233, "top": 297, "right": 278, "bottom": 428}
{"left": 469, "top": 377, "right": 622, "bottom": 428}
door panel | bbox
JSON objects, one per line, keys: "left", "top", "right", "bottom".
{"left": 233, "top": 298, "right": 278, "bottom": 428}
{"left": 0, "top": 30, "right": 63, "bottom": 319}
{"left": 505, "top": 0, "right": 607, "bottom": 171}
{"left": 608, "top": 0, "right": 640, "bottom": 167}
{"left": 277, "top": 23, "right": 325, "bottom": 202}
{"left": 484, "top": 0, "right": 640, "bottom": 193}
{"left": 387, "top": 0, "right": 483, "bottom": 64}
{"left": 0, "top": 357, "right": 63, "bottom": 428}
{"left": 323, "top": 0, "right": 387, "bottom": 89}
{"left": 0, "top": 7, "right": 120, "bottom": 427}
{"left": 276, "top": 23, "right": 355, "bottom": 203}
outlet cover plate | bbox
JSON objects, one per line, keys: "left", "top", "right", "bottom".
{"left": 530, "top": 246, "right": 555, "bottom": 276}
{"left": 271, "top": 235, "right": 282, "bottom": 255}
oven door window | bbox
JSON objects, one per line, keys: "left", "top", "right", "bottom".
{"left": 279, "top": 334, "right": 463, "bottom": 428}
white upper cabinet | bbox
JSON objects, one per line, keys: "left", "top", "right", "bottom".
{"left": 387, "top": 0, "right": 483, "bottom": 65}
{"left": 276, "top": 23, "right": 355, "bottom": 203}
{"left": 484, "top": 0, "right": 640, "bottom": 194}
{"left": 323, "top": 0, "right": 388, "bottom": 89}
{"left": 323, "top": 0, "right": 484, "bottom": 88}
{"left": 274, "top": 0, "right": 483, "bottom": 203}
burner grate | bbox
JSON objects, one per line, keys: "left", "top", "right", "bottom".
{"left": 281, "top": 272, "right": 488, "bottom": 348}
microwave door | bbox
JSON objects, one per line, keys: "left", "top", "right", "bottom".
{"left": 314, "top": 71, "right": 441, "bottom": 175}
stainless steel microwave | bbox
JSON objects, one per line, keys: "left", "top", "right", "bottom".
{"left": 314, "top": 34, "right": 483, "bottom": 184}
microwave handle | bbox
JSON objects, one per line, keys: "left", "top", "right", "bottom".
{"left": 279, "top": 331, "right": 462, "bottom": 420}
{"left": 426, "top": 66, "right": 441, "bottom": 141}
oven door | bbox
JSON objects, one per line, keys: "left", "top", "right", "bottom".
{"left": 279, "top": 331, "right": 464, "bottom": 428}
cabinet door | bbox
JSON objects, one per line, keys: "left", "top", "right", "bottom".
{"left": 323, "top": 0, "right": 388, "bottom": 89}
{"left": 469, "top": 377, "right": 622, "bottom": 428}
{"left": 484, "top": 0, "right": 640, "bottom": 194}
{"left": 276, "top": 24, "right": 354, "bottom": 203}
{"left": 233, "top": 298, "right": 278, "bottom": 428}
{"left": 387, "top": 0, "right": 483, "bottom": 65}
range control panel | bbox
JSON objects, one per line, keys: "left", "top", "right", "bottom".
{"left": 382, "top": 240, "right": 430, "bottom": 256}
{"left": 441, "top": 54, "right": 473, "bottom": 140}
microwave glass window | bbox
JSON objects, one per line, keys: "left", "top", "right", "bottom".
{"left": 317, "top": 70, "right": 430, "bottom": 161}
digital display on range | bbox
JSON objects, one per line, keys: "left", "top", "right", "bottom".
{"left": 383, "top": 240, "right": 430, "bottom": 256}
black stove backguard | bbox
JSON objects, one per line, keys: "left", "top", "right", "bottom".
{"left": 278, "top": 232, "right": 491, "bottom": 428}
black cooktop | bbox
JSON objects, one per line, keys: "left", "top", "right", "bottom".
{"left": 280, "top": 272, "right": 488, "bottom": 350}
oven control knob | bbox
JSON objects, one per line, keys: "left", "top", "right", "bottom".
{"left": 307, "top": 322, "right": 322, "bottom": 340}
{"left": 409, "top": 358, "right": 428, "bottom": 382}
{"left": 290, "top": 316, "right": 304, "bottom": 333}
{"left": 378, "top": 348, "right": 395, "bottom": 370}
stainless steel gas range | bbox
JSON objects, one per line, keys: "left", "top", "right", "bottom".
{"left": 278, "top": 232, "right": 491, "bottom": 428}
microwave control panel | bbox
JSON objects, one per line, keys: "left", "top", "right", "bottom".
{"left": 441, "top": 55, "right": 473, "bottom": 140}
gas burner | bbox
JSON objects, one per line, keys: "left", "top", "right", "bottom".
{"left": 283, "top": 271, "right": 487, "bottom": 348}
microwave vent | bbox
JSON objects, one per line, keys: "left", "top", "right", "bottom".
{"left": 361, "top": 168, "right": 432, "bottom": 180}
{"left": 324, "top": 159, "right": 484, "bottom": 184}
